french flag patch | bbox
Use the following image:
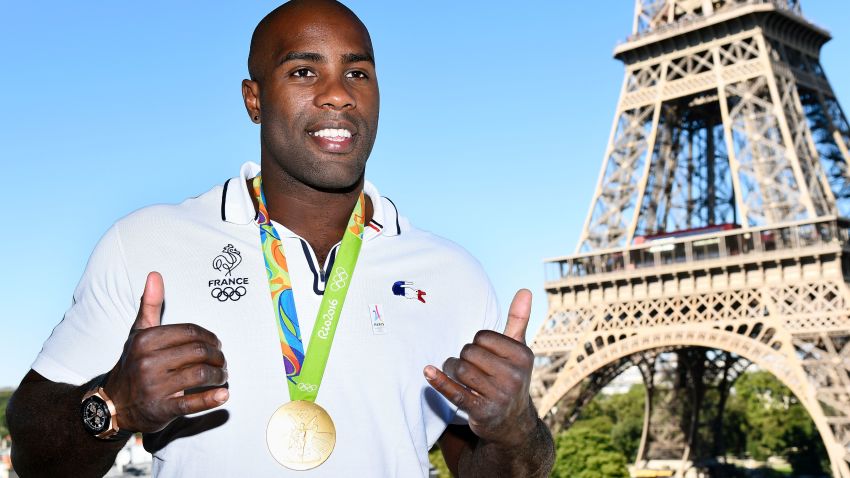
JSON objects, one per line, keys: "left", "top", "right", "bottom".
{"left": 392, "top": 281, "right": 427, "bottom": 303}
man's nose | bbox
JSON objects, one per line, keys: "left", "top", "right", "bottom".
{"left": 314, "top": 76, "right": 355, "bottom": 111}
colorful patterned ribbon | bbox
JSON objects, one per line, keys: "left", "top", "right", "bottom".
{"left": 252, "top": 175, "right": 365, "bottom": 402}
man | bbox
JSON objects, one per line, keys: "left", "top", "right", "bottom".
{"left": 8, "top": 1, "right": 554, "bottom": 476}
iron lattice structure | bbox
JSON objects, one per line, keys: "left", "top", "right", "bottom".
{"left": 530, "top": 0, "right": 850, "bottom": 476}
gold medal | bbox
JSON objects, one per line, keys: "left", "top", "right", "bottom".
{"left": 266, "top": 400, "right": 336, "bottom": 470}
{"left": 254, "top": 177, "right": 363, "bottom": 470}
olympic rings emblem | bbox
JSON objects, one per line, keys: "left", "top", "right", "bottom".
{"left": 296, "top": 383, "right": 318, "bottom": 392}
{"left": 210, "top": 286, "right": 246, "bottom": 302}
{"left": 329, "top": 268, "right": 349, "bottom": 292}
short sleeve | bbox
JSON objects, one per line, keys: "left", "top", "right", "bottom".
{"left": 451, "top": 281, "right": 502, "bottom": 425}
{"left": 482, "top": 282, "right": 503, "bottom": 335}
{"left": 31, "top": 224, "right": 136, "bottom": 385}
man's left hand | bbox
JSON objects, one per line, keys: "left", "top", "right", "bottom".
{"left": 425, "top": 289, "right": 538, "bottom": 447}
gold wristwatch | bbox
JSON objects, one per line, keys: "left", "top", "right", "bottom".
{"left": 81, "top": 386, "right": 132, "bottom": 440}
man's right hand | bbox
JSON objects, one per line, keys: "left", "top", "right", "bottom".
{"left": 104, "top": 271, "right": 229, "bottom": 433}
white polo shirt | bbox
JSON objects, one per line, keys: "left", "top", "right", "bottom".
{"left": 32, "top": 162, "right": 501, "bottom": 477}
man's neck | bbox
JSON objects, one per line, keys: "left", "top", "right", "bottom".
{"left": 248, "top": 168, "right": 373, "bottom": 266}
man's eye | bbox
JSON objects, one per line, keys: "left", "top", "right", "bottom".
{"left": 292, "top": 68, "right": 315, "bottom": 77}
{"left": 346, "top": 71, "right": 369, "bottom": 79}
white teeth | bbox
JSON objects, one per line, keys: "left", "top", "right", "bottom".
{"left": 311, "top": 128, "right": 352, "bottom": 139}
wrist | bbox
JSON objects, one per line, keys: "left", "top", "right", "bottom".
{"left": 80, "top": 374, "right": 133, "bottom": 441}
{"left": 490, "top": 402, "right": 540, "bottom": 449}
{"left": 465, "top": 418, "right": 553, "bottom": 478}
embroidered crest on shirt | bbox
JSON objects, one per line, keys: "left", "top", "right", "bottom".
{"left": 392, "top": 281, "right": 427, "bottom": 303}
{"left": 209, "top": 244, "right": 249, "bottom": 302}
{"left": 213, "top": 244, "right": 242, "bottom": 276}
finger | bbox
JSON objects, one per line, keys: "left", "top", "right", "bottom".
{"left": 154, "top": 341, "right": 227, "bottom": 371}
{"left": 502, "top": 289, "right": 532, "bottom": 344}
{"left": 456, "top": 342, "right": 519, "bottom": 378}
{"left": 135, "top": 323, "right": 222, "bottom": 351}
{"left": 442, "top": 357, "right": 500, "bottom": 399}
{"left": 166, "top": 387, "right": 229, "bottom": 417}
{"left": 133, "top": 272, "right": 164, "bottom": 330}
{"left": 472, "top": 330, "right": 533, "bottom": 362}
{"left": 164, "top": 364, "right": 228, "bottom": 395}
{"left": 424, "top": 365, "right": 480, "bottom": 412}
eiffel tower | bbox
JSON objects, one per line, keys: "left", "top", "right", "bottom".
{"left": 530, "top": 1, "right": 850, "bottom": 476}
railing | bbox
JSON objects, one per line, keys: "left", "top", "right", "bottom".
{"left": 545, "top": 217, "right": 850, "bottom": 284}
{"left": 626, "top": 0, "right": 803, "bottom": 43}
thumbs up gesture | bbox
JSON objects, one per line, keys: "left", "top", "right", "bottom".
{"left": 102, "top": 272, "right": 229, "bottom": 434}
{"left": 424, "top": 289, "right": 539, "bottom": 447}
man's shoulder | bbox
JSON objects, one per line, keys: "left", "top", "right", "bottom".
{"left": 402, "top": 226, "right": 475, "bottom": 259}
{"left": 389, "top": 215, "right": 490, "bottom": 282}
{"left": 113, "top": 182, "right": 227, "bottom": 231}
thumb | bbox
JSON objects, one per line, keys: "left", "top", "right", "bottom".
{"left": 502, "top": 289, "right": 532, "bottom": 344}
{"left": 133, "top": 272, "right": 164, "bottom": 330}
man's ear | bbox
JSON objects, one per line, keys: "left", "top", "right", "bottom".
{"left": 242, "top": 79, "right": 261, "bottom": 123}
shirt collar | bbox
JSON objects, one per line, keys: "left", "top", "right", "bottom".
{"left": 220, "top": 161, "right": 400, "bottom": 239}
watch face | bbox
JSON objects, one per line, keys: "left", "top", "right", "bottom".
{"left": 82, "top": 396, "right": 110, "bottom": 434}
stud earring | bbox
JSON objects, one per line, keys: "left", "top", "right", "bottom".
{"left": 253, "top": 115, "right": 260, "bottom": 121}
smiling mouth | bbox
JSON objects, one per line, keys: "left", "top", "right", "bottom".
{"left": 307, "top": 127, "right": 356, "bottom": 153}
{"left": 308, "top": 128, "right": 353, "bottom": 142}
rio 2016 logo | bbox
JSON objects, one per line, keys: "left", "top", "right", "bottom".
{"left": 329, "top": 268, "right": 349, "bottom": 292}
{"left": 296, "top": 383, "right": 318, "bottom": 392}
{"left": 316, "top": 298, "right": 339, "bottom": 339}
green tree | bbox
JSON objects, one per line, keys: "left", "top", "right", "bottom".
{"left": 428, "top": 445, "right": 451, "bottom": 478}
{"left": 732, "top": 371, "right": 827, "bottom": 474}
{"left": 574, "top": 384, "right": 646, "bottom": 463}
{"left": 717, "top": 389, "right": 748, "bottom": 457}
{"left": 606, "top": 385, "right": 646, "bottom": 462}
{"left": 0, "top": 389, "right": 13, "bottom": 438}
{"left": 552, "top": 416, "right": 630, "bottom": 478}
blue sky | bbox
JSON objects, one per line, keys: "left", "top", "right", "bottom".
{"left": 1, "top": 1, "right": 848, "bottom": 388}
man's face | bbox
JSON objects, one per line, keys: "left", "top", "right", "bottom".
{"left": 247, "top": 8, "right": 380, "bottom": 192}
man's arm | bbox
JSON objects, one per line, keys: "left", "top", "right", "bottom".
{"left": 8, "top": 272, "right": 229, "bottom": 477}
{"left": 426, "top": 289, "right": 555, "bottom": 477}
{"left": 438, "top": 421, "right": 554, "bottom": 478}
{"left": 8, "top": 371, "right": 126, "bottom": 478}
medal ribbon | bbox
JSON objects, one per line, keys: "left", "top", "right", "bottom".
{"left": 252, "top": 175, "right": 365, "bottom": 402}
